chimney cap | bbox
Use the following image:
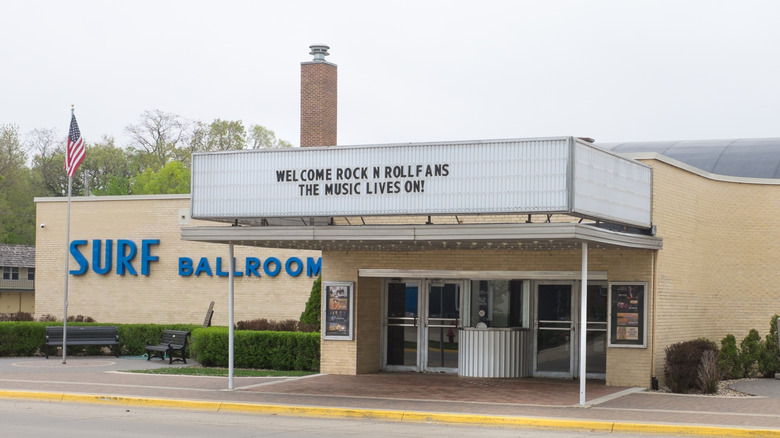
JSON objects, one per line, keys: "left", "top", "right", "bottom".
{"left": 309, "top": 44, "right": 330, "bottom": 61}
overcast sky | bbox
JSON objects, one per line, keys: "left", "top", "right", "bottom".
{"left": 2, "top": 1, "right": 779, "bottom": 150}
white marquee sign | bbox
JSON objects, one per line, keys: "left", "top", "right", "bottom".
{"left": 191, "top": 137, "right": 652, "bottom": 228}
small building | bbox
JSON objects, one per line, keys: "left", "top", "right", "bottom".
{"left": 0, "top": 244, "right": 35, "bottom": 314}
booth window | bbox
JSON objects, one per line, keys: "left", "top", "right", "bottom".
{"left": 469, "top": 280, "right": 529, "bottom": 328}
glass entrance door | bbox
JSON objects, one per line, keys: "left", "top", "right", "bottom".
{"left": 585, "top": 284, "right": 608, "bottom": 377}
{"left": 424, "top": 282, "right": 460, "bottom": 371}
{"left": 385, "top": 281, "right": 419, "bottom": 370}
{"left": 535, "top": 283, "right": 574, "bottom": 378}
{"left": 384, "top": 280, "right": 460, "bottom": 372}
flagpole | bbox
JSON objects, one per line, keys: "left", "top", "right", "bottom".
{"left": 63, "top": 175, "right": 72, "bottom": 364}
{"left": 62, "top": 104, "right": 78, "bottom": 365}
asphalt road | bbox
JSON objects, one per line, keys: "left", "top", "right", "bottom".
{"left": 0, "top": 398, "right": 692, "bottom": 438}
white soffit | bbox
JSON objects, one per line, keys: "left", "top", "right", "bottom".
{"left": 180, "top": 223, "right": 662, "bottom": 251}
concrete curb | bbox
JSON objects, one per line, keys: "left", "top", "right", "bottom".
{"left": 1, "top": 389, "right": 779, "bottom": 437}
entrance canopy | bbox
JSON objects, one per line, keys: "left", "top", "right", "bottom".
{"left": 181, "top": 222, "right": 662, "bottom": 251}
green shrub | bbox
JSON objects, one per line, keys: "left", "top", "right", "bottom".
{"left": 760, "top": 314, "right": 780, "bottom": 377}
{"left": 190, "top": 327, "right": 319, "bottom": 371}
{"left": 719, "top": 334, "right": 742, "bottom": 379}
{"left": 299, "top": 276, "right": 321, "bottom": 327}
{"left": 189, "top": 327, "right": 230, "bottom": 366}
{"left": 664, "top": 338, "right": 719, "bottom": 393}
{"left": 0, "top": 322, "right": 47, "bottom": 356}
{"left": 740, "top": 329, "right": 763, "bottom": 378}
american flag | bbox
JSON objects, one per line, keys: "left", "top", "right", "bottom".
{"left": 65, "top": 112, "right": 85, "bottom": 178}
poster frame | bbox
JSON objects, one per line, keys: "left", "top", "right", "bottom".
{"left": 322, "top": 281, "right": 355, "bottom": 341}
{"left": 608, "top": 282, "right": 648, "bottom": 348}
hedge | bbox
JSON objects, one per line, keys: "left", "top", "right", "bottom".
{"left": 0, "top": 322, "right": 319, "bottom": 371}
{"left": 190, "top": 327, "right": 320, "bottom": 371}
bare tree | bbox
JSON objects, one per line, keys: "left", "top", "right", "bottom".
{"left": 125, "top": 110, "right": 191, "bottom": 170}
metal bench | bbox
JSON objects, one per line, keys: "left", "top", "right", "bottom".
{"left": 145, "top": 330, "right": 190, "bottom": 364}
{"left": 44, "top": 326, "right": 120, "bottom": 359}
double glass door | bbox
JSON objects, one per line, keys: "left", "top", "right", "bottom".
{"left": 384, "top": 280, "right": 460, "bottom": 372}
{"left": 534, "top": 283, "right": 608, "bottom": 378}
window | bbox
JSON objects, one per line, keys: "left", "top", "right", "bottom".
{"left": 27, "top": 268, "right": 35, "bottom": 281}
{"left": 2, "top": 267, "right": 19, "bottom": 281}
{"left": 469, "top": 279, "right": 529, "bottom": 328}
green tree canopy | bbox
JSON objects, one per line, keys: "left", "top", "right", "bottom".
{"left": 0, "top": 125, "right": 35, "bottom": 244}
{"left": 249, "top": 125, "right": 292, "bottom": 149}
{"left": 132, "top": 160, "right": 191, "bottom": 194}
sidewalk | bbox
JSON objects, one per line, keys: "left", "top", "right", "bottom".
{"left": 1, "top": 356, "right": 779, "bottom": 436}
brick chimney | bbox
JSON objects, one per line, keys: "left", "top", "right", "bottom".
{"left": 300, "top": 44, "right": 337, "bottom": 147}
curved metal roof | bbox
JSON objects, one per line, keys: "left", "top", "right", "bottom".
{"left": 598, "top": 138, "right": 780, "bottom": 179}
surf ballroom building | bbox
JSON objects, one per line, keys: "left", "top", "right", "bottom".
{"left": 183, "top": 136, "right": 667, "bottom": 387}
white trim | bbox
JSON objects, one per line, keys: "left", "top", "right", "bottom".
{"left": 360, "top": 269, "right": 608, "bottom": 281}
{"left": 34, "top": 194, "right": 190, "bottom": 203}
{"left": 623, "top": 152, "right": 780, "bottom": 185}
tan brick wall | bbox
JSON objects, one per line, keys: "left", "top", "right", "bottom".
{"left": 645, "top": 160, "right": 780, "bottom": 386}
{"left": 300, "top": 61, "right": 337, "bottom": 147}
{"left": 35, "top": 196, "right": 321, "bottom": 326}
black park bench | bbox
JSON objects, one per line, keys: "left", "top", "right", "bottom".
{"left": 44, "top": 326, "right": 120, "bottom": 359}
{"left": 145, "top": 330, "right": 190, "bottom": 364}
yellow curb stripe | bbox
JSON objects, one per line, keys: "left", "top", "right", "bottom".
{"left": 2, "top": 390, "right": 779, "bottom": 437}
{"left": 0, "top": 390, "right": 65, "bottom": 402}
{"left": 611, "top": 422, "right": 780, "bottom": 437}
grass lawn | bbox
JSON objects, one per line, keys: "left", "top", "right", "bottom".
{"left": 127, "top": 367, "right": 317, "bottom": 377}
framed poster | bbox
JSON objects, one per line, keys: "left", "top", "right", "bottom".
{"left": 608, "top": 282, "right": 647, "bottom": 348}
{"left": 323, "top": 282, "right": 354, "bottom": 340}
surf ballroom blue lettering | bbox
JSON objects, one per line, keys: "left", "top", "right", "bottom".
{"left": 307, "top": 256, "right": 322, "bottom": 277}
{"left": 116, "top": 240, "right": 137, "bottom": 276}
{"left": 194, "top": 257, "right": 213, "bottom": 276}
{"left": 179, "top": 257, "right": 194, "bottom": 276}
{"left": 177, "top": 256, "right": 323, "bottom": 278}
{"left": 140, "top": 239, "right": 160, "bottom": 276}
{"left": 285, "top": 257, "right": 303, "bottom": 277}
{"left": 263, "top": 257, "right": 281, "bottom": 277}
{"left": 92, "top": 239, "right": 113, "bottom": 275}
{"left": 70, "top": 239, "right": 159, "bottom": 276}
{"left": 69, "top": 240, "right": 89, "bottom": 275}
{"left": 215, "top": 257, "right": 243, "bottom": 277}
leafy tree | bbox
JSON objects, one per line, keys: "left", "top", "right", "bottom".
{"left": 132, "top": 160, "right": 190, "bottom": 194}
{"left": 249, "top": 125, "right": 292, "bottom": 149}
{"left": 82, "top": 136, "right": 133, "bottom": 196}
{"left": 203, "top": 119, "right": 247, "bottom": 151}
{"left": 28, "top": 128, "right": 72, "bottom": 197}
{"left": 183, "top": 119, "right": 248, "bottom": 167}
{"left": 0, "top": 125, "right": 35, "bottom": 244}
